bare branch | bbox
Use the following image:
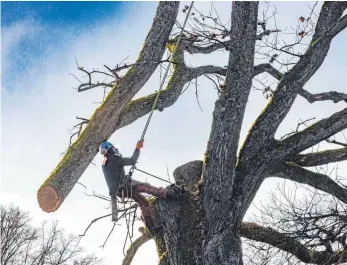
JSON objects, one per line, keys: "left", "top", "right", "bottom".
{"left": 238, "top": 2, "right": 347, "bottom": 168}
{"left": 327, "top": 138, "right": 347, "bottom": 147}
{"left": 279, "top": 107, "right": 347, "bottom": 155}
{"left": 241, "top": 221, "right": 347, "bottom": 265}
{"left": 280, "top": 117, "right": 316, "bottom": 140}
{"left": 293, "top": 147, "right": 347, "bottom": 167}
{"left": 78, "top": 214, "right": 112, "bottom": 237}
{"left": 256, "top": 29, "right": 281, "bottom": 40}
{"left": 183, "top": 29, "right": 279, "bottom": 55}
{"left": 273, "top": 163, "right": 347, "bottom": 203}
{"left": 184, "top": 39, "right": 232, "bottom": 54}
{"left": 299, "top": 89, "right": 347, "bottom": 104}
{"left": 253, "top": 63, "right": 283, "bottom": 80}
{"left": 78, "top": 82, "right": 114, "bottom": 93}
{"left": 67, "top": 117, "right": 89, "bottom": 147}
{"left": 253, "top": 64, "right": 347, "bottom": 104}
{"left": 100, "top": 223, "right": 116, "bottom": 248}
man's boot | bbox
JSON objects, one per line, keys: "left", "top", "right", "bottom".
{"left": 165, "top": 184, "right": 184, "bottom": 200}
{"left": 110, "top": 194, "right": 118, "bottom": 222}
{"left": 132, "top": 180, "right": 184, "bottom": 200}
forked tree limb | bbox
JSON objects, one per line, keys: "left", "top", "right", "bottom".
{"left": 240, "top": 221, "right": 347, "bottom": 265}
{"left": 119, "top": 222, "right": 347, "bottom": 265}
{"left": 37, "top": 1, "right": 180, "bottom": 213}
{"left": 238, "top": 2, "right": 347, "bottom": 168}
{"left": 254, "top": 63, "right": 347, "bottom": 104}
{"left": 115, "top": 63, "right": 276, "bottom": 130}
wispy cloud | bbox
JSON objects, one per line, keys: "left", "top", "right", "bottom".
{"left": 1, "top": 18, "right": 42, "bottom": 77}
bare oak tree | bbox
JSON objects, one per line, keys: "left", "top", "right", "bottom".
{"left": 37, "top": 2, "right": 347, "bottom": 265}
{"left": 244, "top": 180, "right": 347, "bottom": 265}
{"left": 1, "top": 205, "right": 101, "bottom": 265}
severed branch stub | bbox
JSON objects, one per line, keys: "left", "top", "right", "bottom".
{"left": 68, "top": 117, "right": 89, "bottom": 147}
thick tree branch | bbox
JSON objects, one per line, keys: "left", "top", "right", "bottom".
{"left": 184, "top": 40, "right": 232, "bottom": 54}
{"left": 184, "top": 30, "right": 279, "bottom": 55}
{"left": 122, "top": 229, "right": 151, "bottom": 265}
{"left": 238, "top": 2, "right": 347, "bottom": 169}
{"left": 253, "top": 63, "right": 283, "bottom": 80}
{"left": 116, "top": 62, "right": 285, "bottom": 130}
{"left": 249, "top": 64, "right": 345, "bottom": 107}
{"left": 114, "top": 63, "right": 222, "bottom": 129}
{"left": 299, "top": 89, "right": 347, "bottom": 103}
{"left": 273, "top": 163, "right": 347, "bottom": 203}
{"left": 280, "top": 107, "right": 347, "bottom": 155}
{"left": 253, "top": 64, "right": 347, "bottom": 104}
{"left": 256, "top": 29, "right": 281, "bottom": 40}
{"left": 293, "top": 147, "right": 347, "bottom": 167}
{"left": 37, "top": 1, "right": 180, "bottom": 213}
{"left": 202, "top": 1, "right": 259, "bottom": 237}
{"left": 240, "top": 222, "right": 347, "bottom": 265}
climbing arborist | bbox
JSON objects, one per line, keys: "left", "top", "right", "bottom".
{"left": 99, "top": 140, "right": 182, "bottom": 232}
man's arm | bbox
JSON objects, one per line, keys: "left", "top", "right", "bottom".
{"left": 119, "top": 140, "right": 144, "bottom": 166}
{"left": 119, "top": 149, "right": 140, "bottom": 166}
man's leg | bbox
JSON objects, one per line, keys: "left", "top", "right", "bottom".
{"left": 110, "top": 194, "right": 118, "bottom": 222}
{"left": 118, "top": 180, "right": 160, "bottom": 234}
{"left": 131, "top": 179, "right": 183, "bottom": 199}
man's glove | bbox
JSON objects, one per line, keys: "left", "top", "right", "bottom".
{"left": 136, "top": 140, "right": 144, "bottom": 150}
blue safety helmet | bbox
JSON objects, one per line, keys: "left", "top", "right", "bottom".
{"left": 99, "top": 141, "right": 121, "bottom": 156}
{"left": 99, "top": 141, "right": 113, "bottom": 155}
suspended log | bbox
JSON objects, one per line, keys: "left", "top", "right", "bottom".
{"left": 37, "top": 1, "right": 180, "bottom": 213}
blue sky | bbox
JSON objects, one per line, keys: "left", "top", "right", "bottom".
{"left": 1, "top": 1, "right": 135, "bottom": 90}
{"left": 1, "top": 2, "right": 346, "bottom": 265}
{"left": 1, "top": 1, "right": 126, "bottom": 27}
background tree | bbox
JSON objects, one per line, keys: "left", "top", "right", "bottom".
{"left": 37, "top": 1, "right": 347, "bottom": 265}
{"left": 1, "top": 204, "right": 102, "bottom": 265}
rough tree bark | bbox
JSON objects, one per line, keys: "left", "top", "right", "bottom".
{"left": 39, "top": 1, "right": 347, "bottom": 265}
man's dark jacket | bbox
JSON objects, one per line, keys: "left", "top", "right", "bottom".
{"left": 102, "top": 149, "right": 140, "bottom": 195}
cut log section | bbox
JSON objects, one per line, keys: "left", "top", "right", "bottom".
{"left": 36, "top": 2, "right": 180, "bottom": 213}
{"left": 37, "top": 186, "right": 62, "bottom": 212}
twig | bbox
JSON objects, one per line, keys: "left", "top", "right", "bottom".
{"left": 79, "top": 214, "right": 112, "bottom": 237}
{"left": 194, "top": 78, "right": 203, "bottom": 112}
{"left": 166, "top": 166, "right": 172, "bottom": 183}
{"left": 280, "top": 117, "right": 316, "bottom": 140}
{"left": 76, "top": 182, "right": 87, "bottom": 189}
{"left": 84, "top": 191, "right": 110, "bottom": 202}
{"left": 326, "top": 139, "right": 347, "bottom": 147}
{"left": 100, "top": 223, "right": 116, "bottom": 248}
{"left": 67, "top": 117, "right": 89, "bottom": 147}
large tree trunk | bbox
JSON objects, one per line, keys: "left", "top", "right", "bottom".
{"left": 152, "top": 161, "right": 243, "bottom": 265}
